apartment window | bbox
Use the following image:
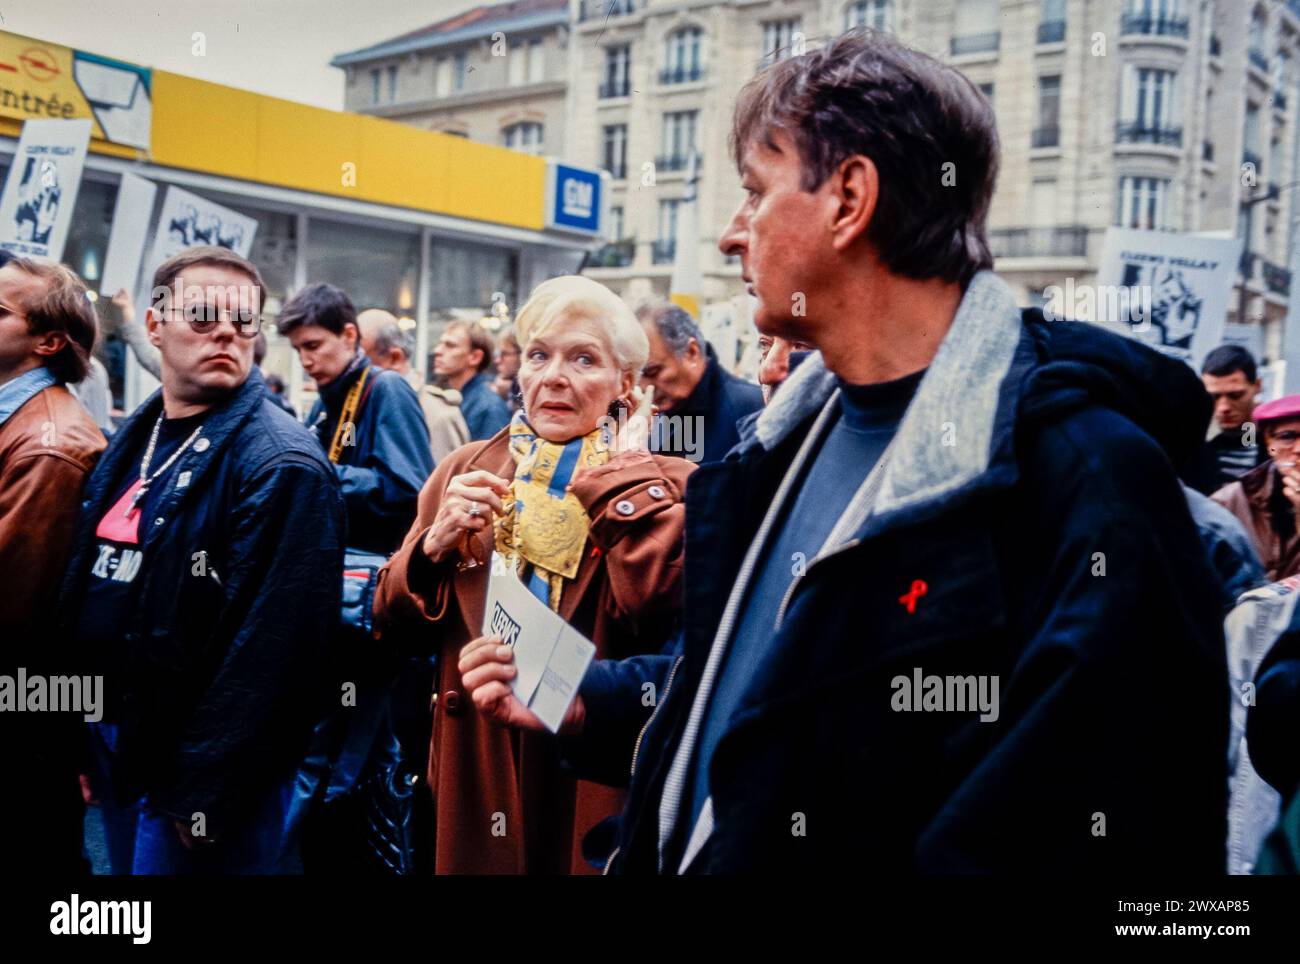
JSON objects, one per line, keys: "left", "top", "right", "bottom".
{"left": 1122, "top": 0, "right": 1188, "bottom": 37}
{"left": 453, "top": 51, "right": 468, "bottom": 92}
{"left": 655, "top": 199, "right": 680, "bottom": 263}
{"left": 1245, "top": 103, "right": 1262, "bottom": 167}
{"left": 844, "top": 0, "right": 893, "bottom": 32}
{"left": 603, "top": 124, "right": 628, "bottom": 180}
{"left": 610, "top": 205, "right": 624, "bottom": 241}
{"left": 663, "top": 27, "right": 703, "bottom": 84}
{"left": 509, "top": 44, "right": 526, "bottom": 86}
{"left": 1275, "top": 50, "right": 1290, "bottom": 109}
{"left": 503, "top": 122, "right": 543, "bottom": 155}
{"left": 660, "top": 111, "right": 698, "bottom": 169}
{"left": 1116, "top": 176, "right": 1171, "bottom": 230}
{"left": 1118, "top": 66, "right": 1180, "bottom": 143}
{"left": 1249, "top": 9, "right": 1266, "bottom": 65}
{"left": 762, "top": 19, "right": 801, "bottom": 67}
{"left": 1031, "top": 178, "right": 1057, "bottom": 227}
{"left": 370, "top": 69, "right": 381, "bottom": 105}
{"left": 527, "top": 39, "right": 544, "bottom": 84}
{"left": 1034, "top": 75, "right": 1061, "bottom": 147}
{"left": 1270, "top": 138, "right": 1284, "bottom": 188}
{"left": 601, "top": 44, "right": 630, "bottom": 98}
{"left": 435, "top": 57, "right": 451, "bottom": 97}
{"left": 386, "top": 65, "right": 397, "bottom": 102}
{"left": 1038, "top": 0, "right": 1066, "bottom": 44}
{"left": 952, "top": 0, "right": 1001, "bottom": 55}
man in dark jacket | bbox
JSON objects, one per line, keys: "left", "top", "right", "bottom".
{"left": 433, "top": 319, "right": 510, "bottom": 442}
{"left": 637, "top": 301, "right": 762, "bottom": 463}
{"left": 279, "top": 283, "right": 433, "bottom": 555}
{"left": 459, "top": 30, "right": 1228, "bottom": 874}
{"left": 61, "top": 246, "right": 345, "bottom": 873}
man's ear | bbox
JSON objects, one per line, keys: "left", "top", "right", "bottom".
{"left": 32, "top": 330, "right": 67, "bottom": 359}
{"left": 828, "top": 154, "right": 878, "bottom": 253}
{"left": 343, "top": 323, "right": 359, "bottom": 349}
{"left": 686, "top": 337, "right": 704, "bottom": 366}
{"left": 145, "top": 306, "right": 164, "bottom": 348}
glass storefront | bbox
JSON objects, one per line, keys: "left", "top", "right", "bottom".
{"left": 306, "top": 216, "right": 421, "bottom": 317}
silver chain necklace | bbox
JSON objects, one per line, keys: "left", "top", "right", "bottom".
{"left": 126, "top": 414, "right": 203, "bottom": 516}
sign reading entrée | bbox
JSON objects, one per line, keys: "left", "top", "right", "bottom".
{"left": 0, "top": 30, "right": 152, "bottom": 150}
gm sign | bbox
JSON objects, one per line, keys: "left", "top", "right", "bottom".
{"left": 546, "top": 161, "right": 603, "bottom": 235}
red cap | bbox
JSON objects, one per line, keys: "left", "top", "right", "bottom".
{"left": 1253, "top": 394, "right": 1300, "bottom": 424}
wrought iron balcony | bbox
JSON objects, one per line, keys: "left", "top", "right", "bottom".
{"left": 599, "top": 80, "right": 630, "bottom": 99}
{"left": 987, "top": 226, "right": 1089, "bottom": 259}
{"left": 1115, "top": 122, "right": 1183, "bottom": 147}
{"left": 651, "top": 239, "right": 676, "bottom": 264}
{"left": 1032, "top": 125, "right": 1060, "bottom": 148}
{"left": 1037, "top": 20, "right": 1066, "bottom": 44}
{"left": 654, "top": 154, "right": 696, "bottom": 173}
{"left": 1120, "top": 15, "right": 1189, "bottom": 38}
{"left": 579, "top": 0, "right": 635, "bottom": 22}
{"left": 659, "top": 65, "right": 704, "bottom": 85}
{"left": 1265, "top": 261, "right": 1292, "bottom": 295}
{"left": 591, "top": 240, "right": 635, "bottom": 268}
{"left": 951, "top": 32, "right": 1000, "bottom": 55}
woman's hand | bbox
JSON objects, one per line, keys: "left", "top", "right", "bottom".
{"left": 458, "top": 635, "right": 585, "bottom": 734}
{"left": 613, "top": 384, "right": 656, "bottom": 453}
{"left": 1280, "top": 461, "right": 1300, "bottom": 512}
{"left": 422, "top": 470, "right": 511, "bottom": 564}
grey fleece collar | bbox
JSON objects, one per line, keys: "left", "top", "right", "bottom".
{"left": 753, "top": 269, "right": 1025, "bottom": 523}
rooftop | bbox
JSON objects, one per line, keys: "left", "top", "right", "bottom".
{"left": 331, "top": 0, "right": 569, "bottom": 67}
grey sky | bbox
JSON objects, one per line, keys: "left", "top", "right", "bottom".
{"left": 3, "top": 0, "right": 478, "bottom": 110}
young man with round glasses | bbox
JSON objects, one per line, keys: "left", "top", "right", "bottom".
{"left": 59, "top": 245, "right": 345, "bottom": 873}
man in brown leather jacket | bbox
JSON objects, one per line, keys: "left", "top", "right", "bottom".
{"left": 0, "top": 253, "right": 106, "bottom": 872}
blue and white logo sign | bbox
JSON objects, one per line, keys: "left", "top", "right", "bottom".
{"left": 546, "top": 162, "right": 602, "bottom": 235}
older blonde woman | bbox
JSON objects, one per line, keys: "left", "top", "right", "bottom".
{"left": 374, "top": 275, "right": 694, "bottom": 874}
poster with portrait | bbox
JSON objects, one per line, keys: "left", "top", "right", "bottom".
{"left": 1093, "top": 228, "right": 1242, "bottom": 370}
{"left": 0, "top": 118, "right": 92, "bottom": 261}
{"left": 145, "top": 186, "right": 257, "bottom": 271}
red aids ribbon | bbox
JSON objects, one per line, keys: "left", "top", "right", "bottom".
{"left": 898, "top": 579, "right": 928, "bottom": 614}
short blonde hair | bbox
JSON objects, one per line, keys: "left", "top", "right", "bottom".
{"left": 514, "top": 275, "right": 647, "bottom": 375}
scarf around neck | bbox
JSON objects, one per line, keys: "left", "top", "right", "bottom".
{"left": 495, "top": 409, "right": 612, "bottom": 611}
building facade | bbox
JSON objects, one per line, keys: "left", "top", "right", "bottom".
{"left": 332, "top": 0, "right": 572, "bottom": 157}
{"left": 336, "top": 0, "right": 1300, "bottom": 363}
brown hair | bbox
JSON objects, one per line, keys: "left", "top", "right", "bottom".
{"left": 731, "top": 28, "right": 999, "bottom": 285}
{"left": 446, "top": 319, "right": 496, "bottom": 374}
{"left": 7, "top": 257, "right": 97, "bottom": 383}
{"left": 151, "top": 245, "right": 264, "bottom": 307}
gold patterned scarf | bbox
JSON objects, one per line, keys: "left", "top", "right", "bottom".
{"left": 495, "top": 410, "right": 612, "bottom": 611}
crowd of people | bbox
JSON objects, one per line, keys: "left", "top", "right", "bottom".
{"left": 5, "top": 28, "right": 1300, "bottom": 876}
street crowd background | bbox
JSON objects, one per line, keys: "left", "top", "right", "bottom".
{"left": 7, "top": 3, "right": 1300, "bottom": 883}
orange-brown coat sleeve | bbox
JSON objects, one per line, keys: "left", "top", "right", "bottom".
{"left": 570, "top": 449, "right": 695, "bottom": 628}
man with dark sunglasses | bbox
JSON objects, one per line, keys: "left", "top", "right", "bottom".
{"left": 1213, "top": 394, "right": 1300, "bottom": 581}
{"left": 59, "top": 245, "right": 345, "bottom": 873}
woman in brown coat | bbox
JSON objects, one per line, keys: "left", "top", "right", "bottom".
{"left": 374, "top": 276, "right": 694, "bottom": 874}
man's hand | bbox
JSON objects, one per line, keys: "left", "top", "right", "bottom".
{"left": 458, "top": 634, "right": 585, "bottom": 734}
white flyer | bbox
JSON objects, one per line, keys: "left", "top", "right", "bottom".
{"left": 482, "top": 553, "right": 596, "bottom": 733}
{"left": 0, "top": 118, "right": 93, "bottom": 261}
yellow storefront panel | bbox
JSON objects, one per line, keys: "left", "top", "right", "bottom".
{"left": 150, "top": 71, "right": 260, "bottom": 183}
{"left": 149, "top": 70, "right": 544, "bottom": 231}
